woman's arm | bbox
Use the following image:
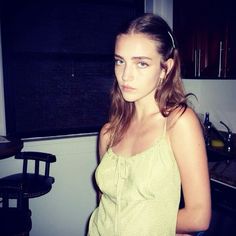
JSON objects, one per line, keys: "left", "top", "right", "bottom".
{"left": 169, "top": 108, "right": 211, "bottom": 234}
{"left": 97, "top": 123, "right": 111, "bottom": 200}
{"left": 98, "top": 122, "right": 110, "bottom": 159}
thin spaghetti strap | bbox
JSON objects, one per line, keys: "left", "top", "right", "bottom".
{"left": 162, "top": 118, "right": 167, "bottom": 138}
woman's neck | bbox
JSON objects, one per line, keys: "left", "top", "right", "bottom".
{"left": 134, "top": 100, "right": 160, "bottom": 122}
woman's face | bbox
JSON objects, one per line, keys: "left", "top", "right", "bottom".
{"left": 114, "top": 33, "right": 165, "bottom": 103}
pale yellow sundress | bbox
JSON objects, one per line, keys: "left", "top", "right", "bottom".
{"left": 88, "top": 120, "right": 181, "bottom": 236}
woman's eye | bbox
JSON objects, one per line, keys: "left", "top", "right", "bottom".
{"left": 114, "top": 59, "right": 124, "bottom": 66}
{"left": 137, "top": 61, "right": 148, "bottom": 68}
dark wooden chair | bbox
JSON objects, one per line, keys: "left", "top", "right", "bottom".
{"left": 0, "top": 184, "right": 32, "bottom": 236}
{"left": 0, "top": 151, "right": 56, "bottom": 210}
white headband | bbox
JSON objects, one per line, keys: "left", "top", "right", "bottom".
{"left": 168, "top": 31, "right": 175, "bottom": 49}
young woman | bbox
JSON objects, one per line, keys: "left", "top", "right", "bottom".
{"left": 88, "top": 13, "right": 211, "bottom": 236}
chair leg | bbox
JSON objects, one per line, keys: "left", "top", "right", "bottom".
{"left": 22, "top": 198, "right": 29, "bottom": 211}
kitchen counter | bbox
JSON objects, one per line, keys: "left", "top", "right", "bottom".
{"left": 208, "top": 160, "right": 236, "bottom": 189}
{"left": 207, "top": 147, "right": 236, "bottom": 216}
{"left": 207, "top": 145, "right": 236, "bottom": 188}
{"left": 207, "top": 146, "right": 236, "bottom": 162}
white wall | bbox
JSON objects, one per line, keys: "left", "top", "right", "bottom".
{"left": 145, "top": 0, "right": 173, "bottom": 28}
{"left": 183, "top": 79, "right": 236, "bottom": 133}
{"left": 0, "top": 23, "right": 6, "bottom": 136}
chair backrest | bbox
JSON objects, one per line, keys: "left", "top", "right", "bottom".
{"left": 15, "top": 151, "right": 56, "bottom": 177}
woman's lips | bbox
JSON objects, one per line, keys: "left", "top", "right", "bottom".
{"left": 121, "top": 85, "right": 136, "bottom": 92}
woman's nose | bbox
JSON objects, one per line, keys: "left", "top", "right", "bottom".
{"left": 122, "top": 65, "right": 134, "bottom": 81}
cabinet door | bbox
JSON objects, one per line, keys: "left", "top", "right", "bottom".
{"left": 173, "top": 0, "right": 235, "bottom": 79}
{"left": 227, "top": 6, "right": 236, "bottom": 77}
{"left": 173, "top": 0, "right": 196, "bottom": 77}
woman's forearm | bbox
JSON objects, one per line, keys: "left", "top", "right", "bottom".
{"left": 176, "top": 207, "right": 210, "bottom": 234}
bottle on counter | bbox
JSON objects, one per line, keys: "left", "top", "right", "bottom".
{"left": 204, "top": 112, "right": 211, "bottom": 147}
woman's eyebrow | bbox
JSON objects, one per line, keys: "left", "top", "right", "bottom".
{"left": 114, "top": 54, "right": 123, "bottom": 59}
{"left": 132, "top": 56, "right": 152, "bottom": 61}
{"left": 114, "top": 54, "right": 152, "bottom": 61}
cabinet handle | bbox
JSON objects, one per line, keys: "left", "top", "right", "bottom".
{"left": 194, "top": 49, "right": 197, "bottom": 77}
{"left": 198, "top": 49, "right": 201, "bottom": 77}
{"left": 218, "top": 41, "right": 223, "bottom": 77}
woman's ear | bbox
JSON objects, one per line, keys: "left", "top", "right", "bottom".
{"left": 160, "top": 58, "right": 174, "bottom": 80}
{"left": 165, "top": 58, "right": 174, "bottom": 75}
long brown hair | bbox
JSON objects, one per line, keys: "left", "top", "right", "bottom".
{"left": 107, "top": 13, "right": 187, "bottom": 147}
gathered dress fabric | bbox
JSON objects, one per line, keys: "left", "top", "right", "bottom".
{"left": 88, "top": 121, "right": 181, "bottom": 236}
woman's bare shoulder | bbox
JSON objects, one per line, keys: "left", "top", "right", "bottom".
{"left": 167, "top": 106, "right": 205, "bottom": 160}
{"left": 167, "top": 106, "right": 200, "bottom": 131}
{"left": 98, "top": 122, "right": 111, "bottom": 159}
